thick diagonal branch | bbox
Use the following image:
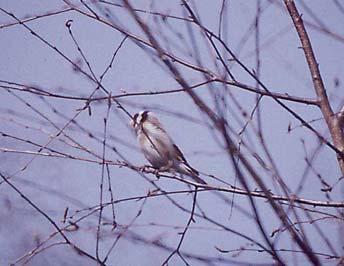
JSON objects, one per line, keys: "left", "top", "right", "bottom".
{"left": 284, "top": 0, "right": 344, "bottom": 174}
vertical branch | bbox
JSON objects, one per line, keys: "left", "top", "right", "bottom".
{"left": 162, "top": 187, "right": 198, "bottom": 266}
{"left": 96, "top": 95, "right": 112, "bottom": 261}
{"left": 105, "top": 164, "right": 116, "bottom": 227}
{"left": 284, "top": 0, "right": 344, "bottom": 174}
{"left": 218, "top": 0, "right": 227, "bottom": 38}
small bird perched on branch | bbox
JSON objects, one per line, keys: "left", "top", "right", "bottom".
{"left": 131, "top": 110, "right": 206, "bottom": 184}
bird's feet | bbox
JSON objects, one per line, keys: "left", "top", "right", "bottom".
{"left": 139, "top": 166, "right": 160, "bottom": 180}
{"left": 158, "top": 160, "right": 173, "bottom": 172}
{"left": 139, "top": 165, "right": 156, "bottom": 175}
{"left": 139, "top": 165, "right": 148, "bottom": 172}
{"left": 153, "top": 168, "right": 161, "bottom": 179}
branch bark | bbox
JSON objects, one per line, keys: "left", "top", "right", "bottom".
{"left": 284, "top": 0, "right": 344, "bottom": 174}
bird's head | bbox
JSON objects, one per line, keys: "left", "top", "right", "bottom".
{"left": 130, "top": 110, "right": 154, "bottom": 131}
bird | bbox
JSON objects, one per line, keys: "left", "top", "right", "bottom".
{"left": 130, "top": 110, "right": 206, "bottom": 184}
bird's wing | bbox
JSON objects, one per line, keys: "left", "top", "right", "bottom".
{"left": 173, "top": 144, "right": 208, "bottom": 184}
{"left": 150, "top": 116, "right": 168, "bottom": 133}
{"left": 173, "top": 144, "right": 199, "bottom": 176}
{"left": 173, "top": 144, "right": 187, "bottom": 163}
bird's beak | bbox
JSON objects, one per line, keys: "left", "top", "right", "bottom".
{"left": 130, "top": 119, "right": 136, "bottom": 128}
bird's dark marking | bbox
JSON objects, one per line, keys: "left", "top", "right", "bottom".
{"left": 133, "top": 113, "right": 139, "bottom": 123}
{"left": 173, "top": 144, "right": 199, "bottom": 176}
{"left": 141, "top": 111, "right": 149, "bottom": 122}
{"left": 173, "top": 144, "right": 187, "bottom": 163}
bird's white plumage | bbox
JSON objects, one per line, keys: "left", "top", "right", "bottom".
{"left": 131, "top": 111, "right": 206, "bottom": 184}
{"left": 138, "top": 120, "right": 174, "bottom": 167}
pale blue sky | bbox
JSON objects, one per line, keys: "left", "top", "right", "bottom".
{"left": 1, "top": 1, "right": 343, "bottom": 265}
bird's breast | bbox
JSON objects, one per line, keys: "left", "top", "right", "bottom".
{"left": 137, "top": 125, "right": 174, "bottom": 167}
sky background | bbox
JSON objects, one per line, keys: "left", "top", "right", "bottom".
{"left": 0, "top": 1, "right": 343, "bottom": 265}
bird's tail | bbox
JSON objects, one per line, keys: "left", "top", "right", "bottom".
{"left": 178, "top": 163, "right": 207, "bottom": 184}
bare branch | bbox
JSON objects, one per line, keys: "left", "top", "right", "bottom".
{"left": 284, "top": 0, "right": 344, "bottom": 174}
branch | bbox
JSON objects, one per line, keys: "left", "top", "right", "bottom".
{"left": 122, "top": 163, "right": 344, "bottom": 208}
{"left": 162, "top": 188, "right": 198, "bottom": 265}
{"left": 338, "top": 104, "right": 344, "bottom": 128}
{"left": 0, "top": 172, "right": 104, "bottom": 265}
{"left": 1, "top": 73, "right": 319, "bottom": 106}
{"left": 2, "top": 147, "right": 344, "bottom": 208}
{"left": 284, "top": 0, "right": 344, "bottom": 174}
